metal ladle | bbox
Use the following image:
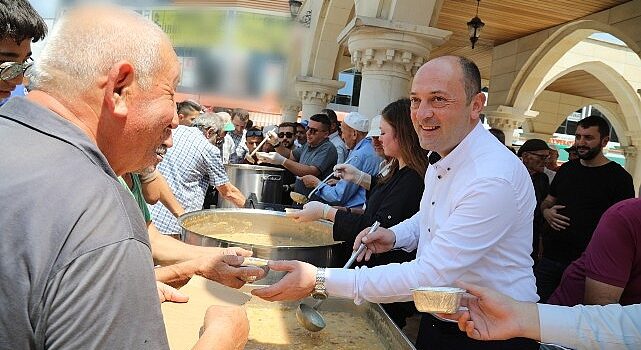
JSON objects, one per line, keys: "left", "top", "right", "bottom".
{"left": 295, "top": 221, "right": 381, "bottom": 332}
{"left": 290, "top": 156, "right": 358, "bottom": 204}
{"left": 289, "top": 171, "right": 334, "bottom": 204}
{"left": 245, "top": 138, "right": 271, "bottom": 164}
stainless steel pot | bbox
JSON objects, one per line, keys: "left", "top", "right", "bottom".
{"left": 180, "top": 209, "right": 345, "bottom": 284}
{"left": 218, "top": 164, "right": 284, "bottom": 208}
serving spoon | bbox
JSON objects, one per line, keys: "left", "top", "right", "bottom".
{"left": 290, "top": 156, "right": 358, "bottom": 204}
{"left": 295, "top": 221, "right": 380, "bottom": 332}
{"left": 245, "top": 130, "right": 278, "bottom": 164}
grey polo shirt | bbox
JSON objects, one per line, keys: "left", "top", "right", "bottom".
{"left": 292, "top": 137, "right": 338, "bottom": 196}
{"left": 0, "top": 97, "right": 168, "bottom": 349}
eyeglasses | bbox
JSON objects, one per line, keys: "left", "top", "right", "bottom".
{"left": 526, "top": 152, "right": 550, "bottom": 160}
{"left": 306, "top": 127, "right": 327, "bottom": 135}
{"left": 296, "top": 130, "right": 306, "bottom": 135}
{"left": 246, "top": 130, "right": 263, "bottom": 137}
{"left": 0, "top": 58, "right": 33, "bottom": 81}
{"left": 278, "top": 132, "right": 294, "bottom": 138}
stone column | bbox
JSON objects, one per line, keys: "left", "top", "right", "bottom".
{"left": 280, "top": 98, "right": 302, "bottom": 123}
{"left": 486, "top": 105, "right": 539, "bottom": 146}
{"left": 295, "top": 76, "right": 345, "bottom": 120}
{"left": 337, "top": 16, "right": 451, "bottom": 119}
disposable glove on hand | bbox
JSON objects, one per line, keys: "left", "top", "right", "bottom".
{"left": 333, "top": 163, "right": 365, "bottom": 186}
{"left": 286, "top": 201, "right": 326, "bottom": 222}
{"left": 256, "top": 151, "right": 286, "bottom": 165}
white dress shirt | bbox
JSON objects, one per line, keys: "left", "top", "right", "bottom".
{"left": 326, "top": 122, "right": 539, "bottom": 304}
{"left": 539, "top": 303, "right": 641, "bottom": 349}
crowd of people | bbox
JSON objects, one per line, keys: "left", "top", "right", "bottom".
{"left": 1, "top": 1, "right": 640, "bottom": 350}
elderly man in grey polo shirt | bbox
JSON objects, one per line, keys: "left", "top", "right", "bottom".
{"left": 0, "top": 6, "right": 254, "bottom": 349}
{"left": 257, "top": 113, "right": 338, "bottom": 198}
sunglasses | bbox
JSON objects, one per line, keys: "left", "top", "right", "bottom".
{"left": 0, "top": 58, "right": 33, "bottom": 81}
{"left": 306, "top": 127, "right": 327, "bottom": 135}
{"left": 278, "top": 132, "right": 294, "bottom": 138}
{"left": 246, "top": 130, "right": 263, "bottom": 137}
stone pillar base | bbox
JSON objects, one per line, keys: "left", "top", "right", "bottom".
{"left": 295, "top": 76, "right": 344, "bottom": 120}
{"left": 485, "top": 105, "right": 538, "bottom": 146}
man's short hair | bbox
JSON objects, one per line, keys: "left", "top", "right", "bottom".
{"left": 192, "top": 112, "right": 223, "bottom": 132}
{"left": 577, "top": 115, "right": 610, "bottom": 139}
{"left": 176, "top": 100, "right": 202, "bottom": 115}
{"left": 231, "top": 108, "right": 250, "bottom": 122}
{"left": 278, "top": 122, "right": 295, "bottom": 130}
{"left": 309, "top": 114, "right": 331, "bottom": 131}
{"left": 457, "top": 56, "right": 482, "bottom": 104}
{"left": 321, "top": 108, "right": 338, "bottom": 124}
{"left": 0, "top": 0, "right": 47, "bottom": 44}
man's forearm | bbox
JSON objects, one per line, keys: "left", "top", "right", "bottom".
{"left": 584, "top": 277, "right": 623, "bottom": 305}
{"left": 156, "top": 174, "right": 185, "bottom": 217}
{"left": 282, "top": 158, "right": 320, "bottom": 177}
{"left": 218, "top": 183, "right": 246, "bottom": 207}
{"left": 540, "top": 196, "right": 556, "bottom": 211}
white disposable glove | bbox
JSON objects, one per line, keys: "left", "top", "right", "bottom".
{"left": 256, "top": 151, "right": 286, "bottom": 165}
{"left": 334, "top": 163, "right": 365, "bottom": 186}
{"left": 286, "top": 201, "right": 327, "bottom": 222}
{"left": 265, "top": 130, "right": 280, "bottom": 146}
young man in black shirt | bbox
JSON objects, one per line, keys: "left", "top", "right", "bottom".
{"left": 536, "top": 115, "right": 634, "bottom": 302}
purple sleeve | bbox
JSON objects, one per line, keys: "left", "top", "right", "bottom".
{"left": 583, "top": 204, "right": 634, "bottom": 288}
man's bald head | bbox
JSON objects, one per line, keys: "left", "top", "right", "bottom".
{"left": 416, "top": 56, "right": 481, "bottom": 104}
{"left": 30, "top": 5, "right": 176, "bottom": 95}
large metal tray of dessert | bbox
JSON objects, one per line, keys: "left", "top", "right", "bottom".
{"left": 161, "top": 276, "right": 416, "bottom": 350}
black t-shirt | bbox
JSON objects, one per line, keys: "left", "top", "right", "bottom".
{"left": 543, "top": 159, "right": 634, "bottom": 264}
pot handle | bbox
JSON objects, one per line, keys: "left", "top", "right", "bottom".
{"left": 261, "top": 175, "right": 282, "bottom": 181}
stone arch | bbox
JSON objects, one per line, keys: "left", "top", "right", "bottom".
{"left": 509, "top": 19, "right": 640, "bottom": 114}
{"left": 532, "top": 61, "right": 641, "bottom": 144}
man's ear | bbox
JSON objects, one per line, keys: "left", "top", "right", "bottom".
{"left": 105, "top": 61, "right": 136, "bottom": 118}
{"left": 601, "top": 135, "right": 610, "bottom": 147}
{"left": 470, "top": 92, "right": 486, "bottom": 121}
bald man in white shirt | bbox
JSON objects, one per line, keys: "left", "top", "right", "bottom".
{"left": 252, "top": 56, "right": 539, "bottom": 350}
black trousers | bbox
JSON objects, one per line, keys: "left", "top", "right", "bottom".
{"left": 415, "top": 314, "right": 539, "bottom": 350}
{"left": 534, "top": 257, "right": 569, "bottom": 303}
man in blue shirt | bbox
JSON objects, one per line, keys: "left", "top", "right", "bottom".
{"left": 301, "top": 112, "right": 381, "bottom": 209}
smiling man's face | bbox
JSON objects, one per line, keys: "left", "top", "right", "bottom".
{"left": 409, "top": 57, "right": 484, "bottom": 156}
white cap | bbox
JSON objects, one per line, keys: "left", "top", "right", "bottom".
{"left": 343, "top": 112, "right": 370, "bottom": 133}
{"left": 367, "top": 115, "right": 382, "bottom": 138}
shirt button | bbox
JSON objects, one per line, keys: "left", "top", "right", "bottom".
{"left": 437, "top": 175, "right": 442, "bottom": 179}
{"left": 387, "top": 215, "right": 392, "bottom": 219}
{"left": 447, "top": 168, "right": 451, "bottom": 171}
{"left": 431, "top": 201, "right": 435, "bottom": 205}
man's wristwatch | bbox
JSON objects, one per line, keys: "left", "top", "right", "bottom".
{"left": 311, "top": 268, "right": 328, "bottom": 299}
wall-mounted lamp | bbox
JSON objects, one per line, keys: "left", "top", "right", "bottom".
{"left": 289, "top": 0, "right": 312, "bottom": 28}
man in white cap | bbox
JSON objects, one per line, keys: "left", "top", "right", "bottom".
{"left": 300, "top": 112, "right": 381, "bottom": 209}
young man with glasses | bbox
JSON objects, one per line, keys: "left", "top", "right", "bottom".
{"left": 0, "top": 0, "right": 47, "bottom": 103}
{"left": 517, "top": 139, "right": 552, "bottom": 265}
